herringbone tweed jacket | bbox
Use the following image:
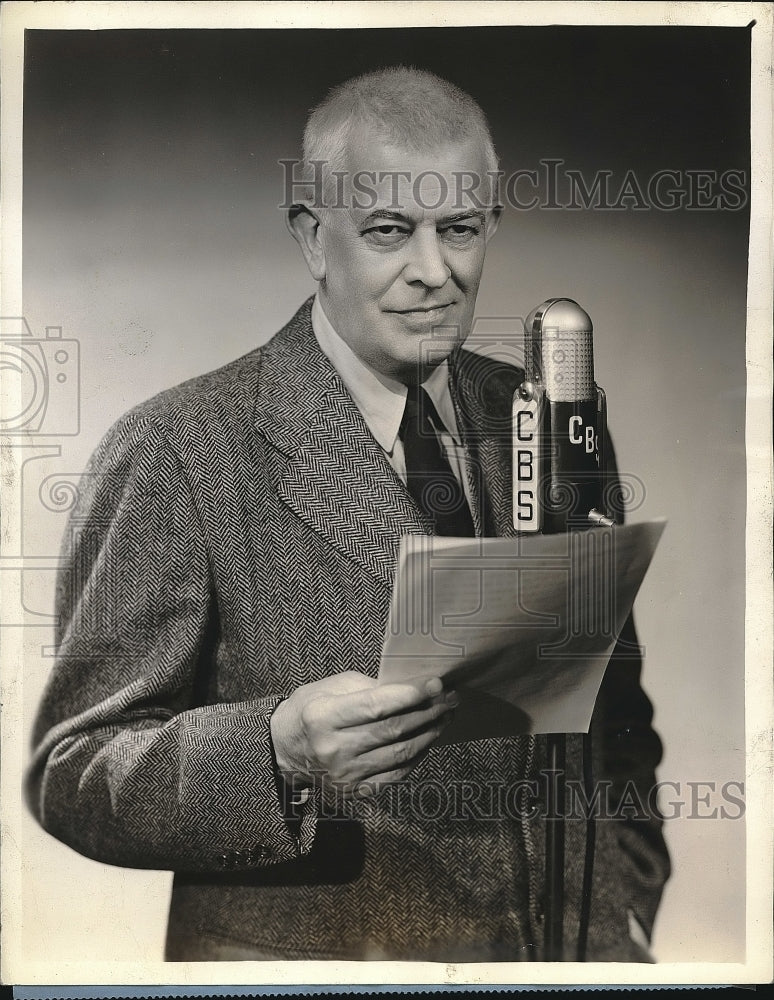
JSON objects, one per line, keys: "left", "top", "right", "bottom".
{"left": 28, "top": 297, "right": 669, "bottom": 962}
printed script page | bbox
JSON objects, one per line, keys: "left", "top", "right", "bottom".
{"left": 379, "top": 521, "right": 665, "bottom": 740}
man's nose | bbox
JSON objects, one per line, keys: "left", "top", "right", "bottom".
{"left": 402, "top": 230, "right": 451, "bottom": 289}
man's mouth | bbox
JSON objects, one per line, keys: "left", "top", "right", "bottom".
{"left": 390, "top": 303, "right": 454, "bottom": 317}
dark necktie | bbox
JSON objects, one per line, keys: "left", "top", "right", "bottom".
{"left": 399, "top": 383, "right": 475, "bottom": 537}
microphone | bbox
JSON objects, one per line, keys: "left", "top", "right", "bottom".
{"left": 512, "top": 298, "right": 615, "bottom": 533}
{"left": 512, "top": 297, "right": 616, "bottom": 962}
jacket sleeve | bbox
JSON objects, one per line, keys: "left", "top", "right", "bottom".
{"left": 25, "top": 410, "right": 318, "bottom": 873}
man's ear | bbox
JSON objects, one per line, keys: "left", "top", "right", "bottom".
{"left": 287, "top": 204, "right": 326, "bottom": 281}
{"left": 485, "top": 203, "right": 503, "bottom": 241}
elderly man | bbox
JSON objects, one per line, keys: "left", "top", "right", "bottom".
{"left": 27, "top": 67, "right": 669, "bottom": 962}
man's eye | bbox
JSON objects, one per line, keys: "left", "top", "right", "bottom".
{"left": 363, "top": 225, "right": 409, "bottom": 245}
{"left": 442, "top": 224, "right": 479, "bottom": 242}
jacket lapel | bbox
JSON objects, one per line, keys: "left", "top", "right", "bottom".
{"left": 253, "top": 300, "right": 430, "bottom": 589}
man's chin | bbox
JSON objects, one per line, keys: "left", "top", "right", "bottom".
{"left": 382, "top": 324, "right": 467, "bottom": 373}
{"left": 416, "top": 335, "right": 467, "bottom": 376}
{"left": 381, "top": 345, "right": 464, "bottom": 385}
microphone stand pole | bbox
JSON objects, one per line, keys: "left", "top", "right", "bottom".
{"left": 544, "top": 732, "right": 566, "bottom": 961}
{"left": 542, "top": 505, "right": 614, "bottom": 961}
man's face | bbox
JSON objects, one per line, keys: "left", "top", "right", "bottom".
{"left": 304, "top": 124, "right": 499, "bottom": 382}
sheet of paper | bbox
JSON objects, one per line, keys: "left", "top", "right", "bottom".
{"left": 379, "top": 520, "right": 665, "bottom": 741}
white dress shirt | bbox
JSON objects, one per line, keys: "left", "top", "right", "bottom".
{"left": 311, "top": 295, "right": 474, "bottom": 516}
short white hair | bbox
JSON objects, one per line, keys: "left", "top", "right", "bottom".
{"left": 301, "top": 66, "right": 500, "bottom": 205}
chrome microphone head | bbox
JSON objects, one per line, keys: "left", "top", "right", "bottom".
{"left": 525, "top": 298, "right": 595, "bottom": 403}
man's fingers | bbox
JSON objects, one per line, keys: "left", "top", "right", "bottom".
{"left": 317, "top": 676, "right": 447, "bottom": 730}
{"left": 352, "top": 713, "right": 453, "bottom": 778}
{"left": 352, "top": 692, "right": 458, "bottom": 753}
{"left": 292, "top": 675, "right": 457, "bottom": 793}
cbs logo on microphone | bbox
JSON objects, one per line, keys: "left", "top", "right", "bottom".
{"left": 1, "top": 317, "right": 80, "bottom": 436}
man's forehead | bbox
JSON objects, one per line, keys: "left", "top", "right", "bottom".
{"left": 339, "top": 128, "right": 494, "bottom": 216}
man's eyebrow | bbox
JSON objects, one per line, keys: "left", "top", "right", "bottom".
{"left": 358, "top": 208, "right": 487, "bottom": 226}
{"left": 438, "top": 210, "right": 487, "bottom": 226}
{"left": 359, "top": 209, "right": 411, "bottom": 226}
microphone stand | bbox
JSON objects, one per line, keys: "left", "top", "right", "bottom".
{"left": 544, "top": 732, "right": 566, "bottom": 961}
{"left": 543, "top": 517, "right": 614, "bottom": 961}
{"left": 514, "top": 298, "right": 615, "bottom": 962}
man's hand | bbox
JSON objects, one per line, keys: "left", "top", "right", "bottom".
{"left": 270, "top": 671, "right": 457, "bottom": 797}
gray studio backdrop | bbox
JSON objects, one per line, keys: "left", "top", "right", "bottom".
{"left": 19, "top": 26, "right": 749, "bottom": 964}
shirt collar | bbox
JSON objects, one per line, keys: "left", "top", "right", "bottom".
{"left": 311, "top": 294, "right": 461, "bottom": 454}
